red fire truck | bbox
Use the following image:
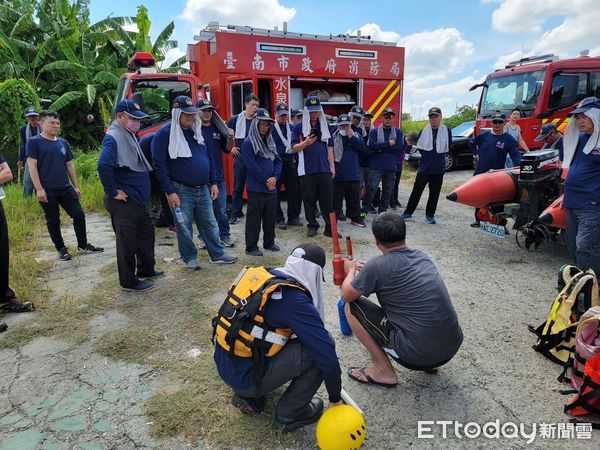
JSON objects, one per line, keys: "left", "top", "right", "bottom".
{"left": 114, "top": 22, "right": 405, "bottom": 193}
{"left": 471, "top": 53, "right": 600, "bottom": 147}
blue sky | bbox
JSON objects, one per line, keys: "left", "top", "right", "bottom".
{"left": 90, "top": 0, "right": 600, "bottom": 119}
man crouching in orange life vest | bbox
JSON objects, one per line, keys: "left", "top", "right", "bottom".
{"left": 340, "top": 212, "right": 463, "bottom": 387}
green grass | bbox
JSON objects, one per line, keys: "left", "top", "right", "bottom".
{"left": 402, "top": 120, "right": 427, "bottom": 134}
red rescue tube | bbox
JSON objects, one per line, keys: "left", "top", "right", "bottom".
{"left": 446, "top": 168, "right": 520, "bottom": 208}
{"left": 538, "top": 194, "right": 566, "bottom": 229}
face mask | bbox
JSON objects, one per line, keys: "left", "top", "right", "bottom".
{"left": 125, "top": 119, "right": 141, "bottom": 134}
{"left": 339, "top": 129, "right": 347, "bottom": 137}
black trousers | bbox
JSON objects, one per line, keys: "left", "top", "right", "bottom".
{"left": 404, "top": 173, "right": 444, "bottom": 217}
{"left": 300, "top": 173, "right": 333, "bottom": 232}
{"left": 362, "top": 170, "right": 395, "bottom": 213}
{"left": 333, "top": 180, "right": 361, "bottom": 222}
{"left": 391, "top": 166, "right": 403, "bottom": 207}
{"left": 245, "top": 192, "right": 277, "bottom": 251}
{"left": 104, "top": 196, "right": 156, "bottom": 289}
{"left": 39, "top": 186, "right": 87, "bottom": 250}
{"left": 0, "top": 201, "right": 15, "bottom": 301}
{"left": 233, "top": 340, "right": 324, "bottom": 418}
{"left": 276, "top": 157, "right": 301, "bottom": 222}
{"left": 150, "top": 172, "right": 173, "bottom": 227}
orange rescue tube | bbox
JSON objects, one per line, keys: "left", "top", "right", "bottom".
{"left": 446, "top": 168, "right": 520, "bottom": 208}
{"left": 538, "top": 194, "right": 566, "bottom": 229}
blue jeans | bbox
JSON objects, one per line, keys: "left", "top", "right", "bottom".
{"left": 566, "top": 208, "right": 600, "bottom": 277}
{"left": 23, "top": 161, "right": 34, "bottom": 197}
{"left": 231, "top": 157, "right": 247, "bottom": 217}
{"left": 213, "top": 180, "right": 230, "bottom": 238}
{"left": 172, "top": 183, "right": 224, "bottom": 263}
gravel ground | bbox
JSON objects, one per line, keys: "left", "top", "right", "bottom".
{"left": 1, "top": 169, "right": 598, "bottom": 449}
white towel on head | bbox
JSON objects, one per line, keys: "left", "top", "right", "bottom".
{"left": 416, "top": 124, "right": 449, "bottom": 153}
{"left": 168, "top": 109, "right": 204, "bottom": 159}
{"left": 234, "top": 113, "right": 248, "bottom": 139}
{"left": 273, "top": 120, "right": 292, "bottom": 154}
{"left": 301, "top": 107, "right": 331, "bottom": 142}
{"left": 562, "top": 108, "right": 600, "bottom": 168}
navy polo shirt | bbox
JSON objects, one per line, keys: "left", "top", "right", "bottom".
{"left": 201, "top": 124, "right": 227, "bottom": 182}
{"left": 272, "top": 122, "right": 293, "bottom": 159}
{"left": 469, "top": 131, "right": 520, "bottom": 175}
{"left": 19, "top": 125, "right": 39, "bottom": 161}
{"left": 26, "top": 135, "right": 73, "bottom": 190}
{"left": 241, "top": 139, "right": 282, "bottom": 194}
{"left": 368, "top": 127, "right": 403, "bottom": 172}
{"left": 291, "top": 122, "right": 332, "bottom": 176}
{"left": 334, "top": 134, "right": 368, "bottom": 182}
{"left": 564, "top": 133, "right": 600, "bottom": 210}
{"left": 227, "top": 114, "right": 254, "bottom": 148}
{"left": 98, "top": 135, "right": 151, "bottom": 206}
{"left": 417, "top": 127, "right": 453, "bottom": 175}
{"left": 0, "top": 153, "right": 5, "bottom": 164}
{"left": 151, "top": 123, "right": 217, "bottom": 195}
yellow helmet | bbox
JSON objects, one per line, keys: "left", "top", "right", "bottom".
{"left": 316, "top": 405, "right": 366, "bottom": 450}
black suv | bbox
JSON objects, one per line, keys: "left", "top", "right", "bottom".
{"left": 408, "top": 121, "right": 475, "bottom": 171}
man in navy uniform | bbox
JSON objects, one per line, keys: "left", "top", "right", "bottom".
{"left": 273, "top": 102, "right": 302, "bottom": 230}
{"left": 18, "top": 107, "right": 40, "bottom": 197}
{"left": 535, "top": 123, "right": 564, "bottom": 161}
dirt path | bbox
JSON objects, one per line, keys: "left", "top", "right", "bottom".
{"left": 1, "top": 171, "right": 598, "bottom": 449}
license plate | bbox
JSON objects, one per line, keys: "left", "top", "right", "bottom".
{"left": 480, "top": 221, "right": 505, "bottom": 239}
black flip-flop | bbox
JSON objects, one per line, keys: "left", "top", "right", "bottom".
{"left": 347, "top": 367, "right": 397, "bottom": 388}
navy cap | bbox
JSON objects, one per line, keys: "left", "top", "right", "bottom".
{"left": 172, "top": 95, "right": 198, "bottom": 114}
{"left": 23, "top": 107, "right": 39, "bottom": 117}
{"left": 291, "top": 109, "right": 302, "bottom": 117}
{"left": 275, "top": 102, "right": 289, "bottom": 116}
{"left": 196, "top": 98, "right": 215, "bottom": 111}
{"left": 336, "top": 114, "right": 352, "bottom": 126}
{"left": 305, "top": 96, "right": 321, "bottom": 111}
{"left": 569, "top": 96, "right": 600, "bottom": 115}
{"left": 491, "top": 112, "right": 506, "bottom": 122}
{"left": 255, "top": 108, "right": 275, "bottom": 122}
{"left": 363, "top": 110, "right": 374, "bottom": 118}
{"left": 428, "top": 107, "right": 442, "bottom": 116}
{"left": 349, "top": 105, "right": 365, "bottom": 118}
{"left": 382, "top": 107, "right": 396, "bottom": 116}
{"left": 534, "top": 123, "right": 558, "bottom": 141}
{"left": 115, "top": 99, "right": 149, "bottom": 119}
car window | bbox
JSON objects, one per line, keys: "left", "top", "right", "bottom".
{"left": 451, "top": 121, "right": 475, "bottom": 137}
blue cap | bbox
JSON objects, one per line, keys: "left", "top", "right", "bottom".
{"left": 364, "top": 110, "right": 374, "bottom": 118}
{"left": 196, "top": 98, "right": 215, "bottom": 111}
{"left": 275, "top": 102, "right": 289, "bottom": 116}
{"left": 534, "top": 123, "right": 558, "bottom": 141}
{"left": 427, "top": 107, "right": 442, "bottom": 116}
{"left": 569, "top": 96, "right": 600, "bottom": 115}
{"left": 305, "top": 96, "right": 321, "bottom": 111}
{"left": 491, "top": 112, "right": 506, "bottom": 122}
{"left": 336, "top": 114, "right": 352, "bottom": 126}
{"left": 172, "top": 95, "right": 198, "bottom": 114}
{"left": 291, "top": 109, "right": 302, "bottom": 117}
{"left": 382, "top": 107, "right": 396, "bottom": 116}
{"left": 349, "top": 105, "right": 365, "bottom": 118}
{"left": 23, "top": 107, "right": 39, "bottom": 117}
{"left": 115, "top": 99, "right": 149, "bottom": 119}
{"left": 255, "top": 108, "right": 275, "bottom": 122}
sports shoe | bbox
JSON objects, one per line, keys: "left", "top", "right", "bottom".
{"left": 220, "top": 236, "right": 234, "bottom": 248}
{"left": 137, "top": 270, "right": 165, "bottom": 280}
{"left": 351, "top": 219, "right": 366, "bottom": 228}
{"left": 360, "top": 212, "right": 367, "bottom": 220}
{"left": 210, "top": 253, "right": 238, "bottom": 264}
{"left": 287, "top": 218, "right": 303, "bottom": 226}
{"left": 277, "top": 221, "right": 287, "bottom": 230}
{"left": 368, "top": 207, "right": 377, "bottom": 215}
{"left": 425, "top": 216, "right": 437, "bottom": 224}
{"left": 231, "top": 394, "right": 266, "bottom": 414}
{"left": 401, "top": 213, "right": 413, "bottom": 221}
{"left": 307, "top": 228, "right": 317, "bottom": 237}
{"left": 186, "top": 260, "right": 200, "bottom": 271}
{"left": 58, "top": 247, "right": 72, "bottom": 261}
{"left": 265, "top": 243, "right": 280, "bottom": 252}
{"left": 273, "top": 397, "right": 324, "bottom": 433}
{"left": 78, "top": 243, "right": 104, "bottom": 254}
{"left": 470, "top": 221, "right": 480, "bottom": 228}
{"left": 245, "top": 248, "right": 263, "bottom": 257}
{"left": 228, "top": 216, "right": 238, "bottom": 225}
{"left": 337, "top": 213, "right": 346, "bottom": 222}
{"left": 323, "top": 230, "right": 341, "bottom": 238}
{"left": 122, "top": 280, "right": 154, "bottom": 292}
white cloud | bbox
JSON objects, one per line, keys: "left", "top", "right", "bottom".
{"left": 492, "top": 50, "right": 536, "bottom": 69}
{"left": 161, "top": 48, "right": 188, "bottom": 69}
{"left": 180, "top": 0, "right": 296, "bottom": 29}
{"left": 491, "top": 0, "right": 596, "bottom": 33}
{"left": 533, "top": 10, "right": 600, "bottom": 56}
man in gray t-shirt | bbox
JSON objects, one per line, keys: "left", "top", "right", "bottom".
{"left": 340, "top": 213, "right": 463, "bottom": 387}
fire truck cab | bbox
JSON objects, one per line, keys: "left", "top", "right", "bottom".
{"left": 114, "top": 23, "right": 405, "bottom": 194}
{"left": 471, "top": 53, "right": 600, "bottom": 148}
